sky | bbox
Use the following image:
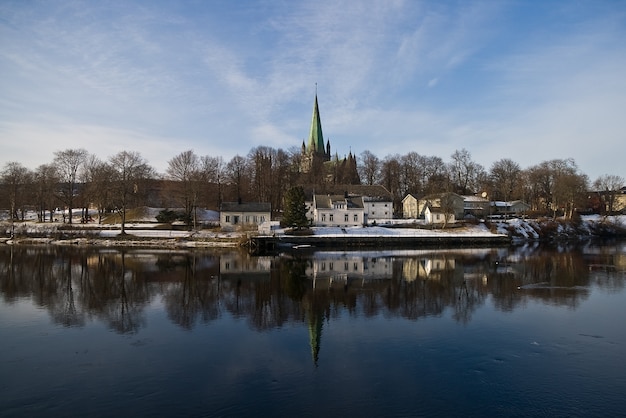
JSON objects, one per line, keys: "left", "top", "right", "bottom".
{"left": 1, "top": 0, "right": 625, "bottom": 181}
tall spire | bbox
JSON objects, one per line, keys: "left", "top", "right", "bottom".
{"left": 307, "top": 92, "right": 325, "bottom": 154}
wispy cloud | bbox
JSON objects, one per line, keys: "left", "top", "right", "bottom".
{"left": 1, "top": 0, "right": 624, "bottom": 180}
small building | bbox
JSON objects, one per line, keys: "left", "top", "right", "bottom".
{"left": 490, "top": 200, "right": 530, "bottom": 217}
{"left": 424, "top": 205, "right": 456, "bottom": 225}
{"left": 417, "top": 192, "right": 465, "bottom": 220}
{"left": 312, "top": 194, "right": 365, "bottom": 227}
{"left": 220, "top": 202, "right": 271, "bottom": 230}
{"left": 462, "top": 195, "right": 489, "bottom": 218}
{"left": 402, "top": 194, "right": 419, "bottom": 219}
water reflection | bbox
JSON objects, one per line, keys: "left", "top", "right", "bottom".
{"left": 1, "top": 244, "right": 624, "bottom": 337}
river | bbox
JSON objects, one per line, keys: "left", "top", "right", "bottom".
{"left": 1, "top": 242, "right": 625, "bottom": 417}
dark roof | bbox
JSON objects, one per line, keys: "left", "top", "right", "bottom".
{"left": 314, "top": 194, "right": 364, "bottom": 209}
{"left": 302, "top": 184, "right": 392, "bottom": 201}
{"left": 220, "top": 202, "right": 271, "bottom": 212}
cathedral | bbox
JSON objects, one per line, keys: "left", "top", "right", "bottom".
{"left": 300, "top": 93, "right": 360, "bottom": 185}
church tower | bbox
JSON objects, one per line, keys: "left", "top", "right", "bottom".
{"left": 301, "top": 93, "right": 330, "bottom": 173}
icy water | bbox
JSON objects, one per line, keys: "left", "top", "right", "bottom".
{"left": 1, "top": 243, "right": 625, "bottom": 417}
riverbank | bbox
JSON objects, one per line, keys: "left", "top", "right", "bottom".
{"left": 1, "top": 215, "right": 624, "bottom": 249}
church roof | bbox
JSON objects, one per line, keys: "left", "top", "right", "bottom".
{"left": 307, "top": 94, "right": 325, "bottom": 154}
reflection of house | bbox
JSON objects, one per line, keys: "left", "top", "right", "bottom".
{"left": 312, "top": 194, "right": 364, "bottom": 227}
{"left": 303, "top": 185, "right": 393, "bottom": 224}
{"left": 219, "top": 253, "right": 272, "bottom": 279}
{"left": 402, "top": 256, "right": 457, "bottom": 282}
{"left": 220, "top": 202, "right": 271, "bottom": 230}
{"left": 306, "top": 255, "right": 393, "bottom": 288}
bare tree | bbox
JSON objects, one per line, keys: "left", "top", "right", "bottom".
{"left": 380, "top": 154, "right": 403, "bottom": 209}
{"left": 53, "top": 148, "right": 88, "bottom": 224}
{"left": 82, "top": 156, "right": 113, "bottom": 223}
{"left": 1, "top": 162, "right": 32, "bottom": 226}
{"left": 401, "top": 152, "right": 422, "bottom": 197}
{"left": 108, "top": 151, "right": 154, "bottom": 235}
{"left": 248, "top": 146, "right": 274, "bottom": 204}
{"left": 526, "top": 159, "right": 587, "bottom": 218}
{"left": 593, "top": 174, "right": 625, "bottom": 216}
{"left": 166, "top": 150, "right": 202, "bottom": 227}
{"left": 489, "top": 158, "right": 521, "bottom": 202}
{"left": 359, "top": 150, "right": 381, "bottom": 186}
{"left": 200, "top": 155, "right": 225, "bottom": 209}
{"left": 225, "top": 155, "right": 249, "bottom": 202}
{"left": 34, "top": 164, "right": 60, "bottom": 222}
{"left": 448, "top": 148, "right": 484, "bottom": 195}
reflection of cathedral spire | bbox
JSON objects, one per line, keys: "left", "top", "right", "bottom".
{"left": 307, "top": 310, "right": 323, "bottom": 366}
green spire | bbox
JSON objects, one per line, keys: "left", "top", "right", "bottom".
{"left": 307, "top": 94, "right": 325, "bottom": 154}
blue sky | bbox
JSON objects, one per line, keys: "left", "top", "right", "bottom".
{"left": 1, "top": 0, "right": 625, "bottom": 180}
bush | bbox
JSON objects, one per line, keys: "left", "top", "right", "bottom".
{"left": 156, "top": 209, "right": 190, "bottom": 224}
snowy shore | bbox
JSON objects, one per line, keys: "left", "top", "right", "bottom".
{"left": 1, "top": 215, "right": 624, "bottom": 248}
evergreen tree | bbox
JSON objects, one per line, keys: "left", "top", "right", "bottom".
{"left": 283, "top": 186, "right": 308, "bottom": 228}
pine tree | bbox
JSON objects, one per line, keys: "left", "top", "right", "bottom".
{"left": 283, "top": 186, "right": 309, "bottom": 228}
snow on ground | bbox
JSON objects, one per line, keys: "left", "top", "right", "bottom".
{"left": 2, "top": 213, "right": 624, "bottom": 242}
{"left": 310, "top": 223, "right": 499, "bottom": 237}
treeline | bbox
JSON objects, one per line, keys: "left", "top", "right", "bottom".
{"left": 1, "top": 146, "right": 624, "bottom": 225}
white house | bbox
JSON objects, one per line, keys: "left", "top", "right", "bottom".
{"left": 417, "top": 192, "right": 465, "bottom": 220}
{"left": 303, "top": 185, "right": 393, "bottom": 224}
{"left": 220, "top": 202, "right": 271, "bottom": 230}
{"left": 424, "top": 205, "right": 456, "bottom": 225}
{"left": 312, "top": 194, "right": 365, "bottom": 227}
{"left": 402, "top": 194, "right": 419, "bottom": 219}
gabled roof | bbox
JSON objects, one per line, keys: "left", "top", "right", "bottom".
{"left": 462, "top": 195, "right": 489, "bottom": 202}
{"left": 220, "top": 202, "right": 271, "bottom": 212}
{"left": 314, "top": 194, "right": 364, "bottom": 209}
{"left": 402, "top": 193, "right": 418, "bottom": 203}
{"left": 419, "top": 192, "right": 464, "bottom": 202}
{"left": 302, "top": 184, "right": 392, "bottom": 201}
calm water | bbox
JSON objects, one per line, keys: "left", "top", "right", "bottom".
{"left": 1, "top": 243, "right": 625, "bottom": 417}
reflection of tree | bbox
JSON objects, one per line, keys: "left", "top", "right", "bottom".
{"left": 104, "top": 252, "right": 144, "bottom": 333}
{"left": 0, "top": 245, "right": 620, "bottom": 338}
{"left": 50, "top": 252, "right": 85, "bottom": 327}
{"left": 163, "top": 254, "right": 221, "bottom": 329}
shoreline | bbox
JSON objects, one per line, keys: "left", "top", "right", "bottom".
{"left": 1, "top": 216, "right": 625, "bottom": 250}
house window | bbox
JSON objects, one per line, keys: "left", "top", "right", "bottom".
{"left": 322, "top": 214, "right": 326, "bottom": 222}
{"left": 225, "top": 215, "right": 230, "bottom": 223}
{"left": 329, "top": 214, "right": 334, "bottom": 222}
{"left": 344, "top": 262, "right": 349, "bottom": 271}
{"left": 321, "top": 262, "right": 326, "bottom": 271}
{"left": 329, "top": 262, "right": 334, "bottom": 270}
{"left": 344, "top": 214, "right": 349, "bottom": 222}
{"left": 354, "top": 214, "right": 358, "bottom": 222}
